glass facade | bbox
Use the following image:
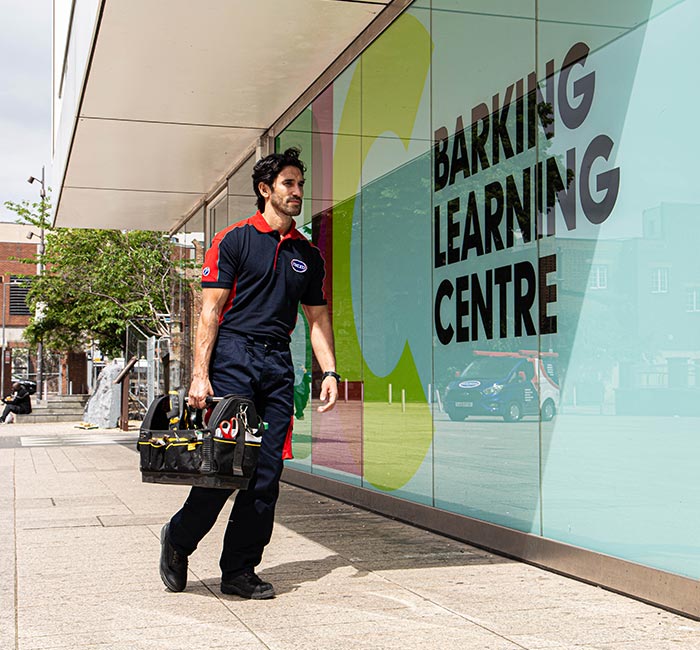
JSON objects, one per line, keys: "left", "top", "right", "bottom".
{"left": 274, "top": 0, "right": 700, "bottom": 581}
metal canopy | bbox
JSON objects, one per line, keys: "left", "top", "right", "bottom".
{"left": 55, "top": 0, "right": 392, "bottom": 231}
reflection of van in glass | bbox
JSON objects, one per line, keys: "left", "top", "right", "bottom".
{"left": 444, "top": 351, "right": 559, "bottom": 422}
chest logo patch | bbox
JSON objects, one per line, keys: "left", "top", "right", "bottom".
{"left": 202, "top": 266, "right": 211, "bottom": 277}
{"left": 291, "top": 259, "right": 308, "bottom": 273}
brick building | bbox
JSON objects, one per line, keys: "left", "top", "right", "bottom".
{"left": 0, "top": 222, "right": 88, "bottom": 396}
{"left": 0, "top": 222, "right": 38, "bottom": 396}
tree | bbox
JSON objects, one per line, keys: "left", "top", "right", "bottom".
{"left": 4, "top": 195, "right": 194, "bottom": 357}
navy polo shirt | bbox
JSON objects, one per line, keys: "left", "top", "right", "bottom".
{"left": 201, "top": 211, "right": 327, "bottom": 341}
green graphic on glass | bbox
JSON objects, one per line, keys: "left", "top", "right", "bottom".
{"left": 333, "top": 13, "right": 433, "bottom": 491}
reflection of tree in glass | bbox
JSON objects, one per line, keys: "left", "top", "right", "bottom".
{"left": 438, "top": 99, "right": 574, "bottom": 249}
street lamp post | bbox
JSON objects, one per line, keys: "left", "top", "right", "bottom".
{"left": 28, "top": 166, "right": 46, "bottom": 399}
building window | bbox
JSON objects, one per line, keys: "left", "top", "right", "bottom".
{"left": 9, "top": 276, "right": 32, "bottom": 316}
{"left": 686, "top": 288, "right": 700, "bottom": 313}
{"left": 208, "top": 192, "right": 228, "bottom": 246}
{"left": 651, "top": 268, "right": 669, "bottom": 294}
{"left": 588, "top": 265, "right": 608, "bottom": 290}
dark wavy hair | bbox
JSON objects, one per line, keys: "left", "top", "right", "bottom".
{"left": 252, "top": 147, "right": 306, "bottom": 212}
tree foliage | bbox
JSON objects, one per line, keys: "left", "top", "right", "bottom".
{"left": 4, "top": 195, "right": 192, "bottom": 357}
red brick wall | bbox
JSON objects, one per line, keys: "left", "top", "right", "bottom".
{"left": 66, "top": 351, "right": 88, "bottom": 395}
{"left": 0, "top": 241, "right": 37, "bottom": 327}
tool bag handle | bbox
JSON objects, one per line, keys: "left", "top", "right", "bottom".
{"left": 184, "top": 396, "right": 223, "bottom": 405}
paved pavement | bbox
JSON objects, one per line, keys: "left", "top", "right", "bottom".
{"left": 1, "top": 420, "right": 699, "bottom": 650}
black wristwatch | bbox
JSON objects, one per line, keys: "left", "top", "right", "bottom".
{"left": 321, "top": 371, "right": 341, "bottom": 383}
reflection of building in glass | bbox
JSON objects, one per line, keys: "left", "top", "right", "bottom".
{"left": 553, "top": 203, "right": 700, "bottom": 415}
{"left": 619, "top": 203, "right": 700, "bottom": 413}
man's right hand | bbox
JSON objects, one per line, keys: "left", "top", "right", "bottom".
{"left": 188, "top": 376, "right": 213, "bottom": 409}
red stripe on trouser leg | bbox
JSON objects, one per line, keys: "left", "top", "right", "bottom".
{"left": 282, "top": 417, "right": 294, "bottom": 460}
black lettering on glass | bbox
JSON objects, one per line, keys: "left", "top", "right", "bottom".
{"left": 506, "top": 169, "right": 532, "bottom": 247}
{"left": 492, "top": 85, "right": 515, "bottom": 164}
{"left": 447, "top": 197, "right": 461, "bottom": 265}
{"left": 471, "top": 103, "right": 491, "bottom": 174}
{"left": 514, "top": 261, "right": 537, "bottom": 337}
{"left": 484, "top": 181, "right": 505, "bottom": 254}
{"left": 455, "top": 274, "right": 470, "bottom": 343}
{"left": 435, "top": 279, "right": 454, "bottom": 345}
{"left": 449, "top": 116, "right": 470, "bottom": 186}
{"left": 434, "top": 126, "right": 450, "bottom": 192}
{"left": 494, "top": 264, "right": 513, "bottom": 338}
{"left": 559, "top": 42, "right": 595, "bottom": 130}
{"left": 461, "top": 191, "right": 484, "bottom": 259}
{"left": 471, "top": 270, "right": 493, "bottom": 341}
{"left": 434, "top": 205, "right": 446, "bottom": 268}
{"left": 580, "top": 134, "right": 620, "bottom": 225}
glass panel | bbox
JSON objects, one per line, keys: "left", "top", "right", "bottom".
{"left": 431, "top": 0, "right": 541, "bottom": 532}
{"left": 312, "top": 75, "right": 363, "bottom": 485}
{"left": 226, "top": 194, "right": 257, "bottom": 224}
{"left": 279, "top": 80, "right": 364, "bottom": 480}
{"left": 208, "top": 193, "right": 228, "bottom": 245}
{"left": 276, "top": 116, "right": 313, "bottom": 472}
{"left": 228, "top": 154, "right": 257, "bottom": 222}
{"left": 358, "top": 7, "right": 433, "bottom": 504}
{"left": 277, "top": 110, "right": 314, "bottom": 226}
{"left": 312, "top": 214, "right": 365, "bottom": 482}
{"left": 227, "top": 154, "right": 255, "bottom": 199}
{"left": 313, "top": 71, "right": 364, "bottom": 480}
{"left": 538, "top": 0, "right": 700, "bottom": 579}
{"left": 309, "top": 187, "right": 364, "bottom": 485}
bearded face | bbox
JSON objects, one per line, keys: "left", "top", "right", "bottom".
{"left": 265, "top": 166, "right": 304, "bottom": 217}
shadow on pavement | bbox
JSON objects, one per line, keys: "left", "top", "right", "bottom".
{"left": 190, "top": 482, "right": 512, "bottom": 599}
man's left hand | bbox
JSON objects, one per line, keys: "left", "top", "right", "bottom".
{"left": 317, "top": 376, "right": 338, "bottom": 413}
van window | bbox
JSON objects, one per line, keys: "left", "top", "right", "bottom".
{"left": 461, "top": 357, "right": 517, "bottom": 379}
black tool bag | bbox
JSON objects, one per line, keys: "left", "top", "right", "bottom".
{"left": 138, "top": 393, "right": 263, "bottom": 490}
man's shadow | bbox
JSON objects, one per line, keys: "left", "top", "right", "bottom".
{"left": 191, "top": 483, "right": 510, "bottom": 599}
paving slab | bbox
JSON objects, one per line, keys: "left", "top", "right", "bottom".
{"left": 1, "top": 420, "right": 699, "bottom": 650}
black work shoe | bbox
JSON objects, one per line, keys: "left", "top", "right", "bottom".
{"left": 160, "top": 523, "right": 188, "bottom": 592}
{"left": 221, "top": 570, "right": 275, "bottom": 599}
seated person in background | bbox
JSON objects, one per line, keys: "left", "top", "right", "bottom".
{"left": 0, "top": 382, "right": 33, "bottom": 423}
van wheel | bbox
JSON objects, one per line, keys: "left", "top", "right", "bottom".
{"left": 541, "top": 399, "right": 556, "bottom": 422}
{"left": 447, "top": 409, "right": 468, "bottom": 422}
{"left": 503, "top": 402, "right": 522, "bottom": 422}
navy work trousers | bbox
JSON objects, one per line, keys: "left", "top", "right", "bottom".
{"left": 167, "top": 332, "right": 294, "bottom": 580}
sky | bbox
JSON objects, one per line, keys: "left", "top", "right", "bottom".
{"left": 0, "top": 0, "right": 53, "bottom": 222}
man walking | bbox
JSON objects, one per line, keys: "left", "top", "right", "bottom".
{"left": 160, "top": 148, "right": 339, "bottom": 599}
